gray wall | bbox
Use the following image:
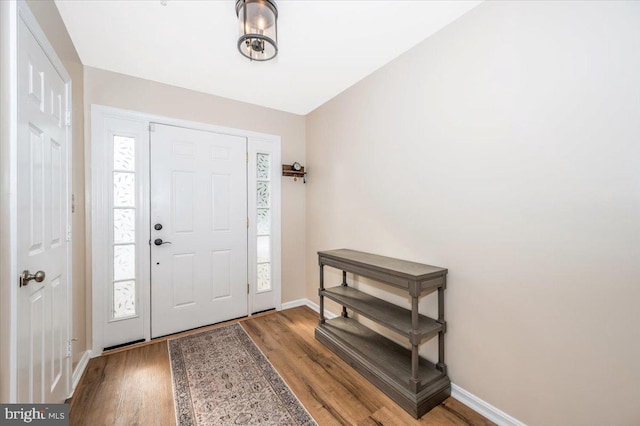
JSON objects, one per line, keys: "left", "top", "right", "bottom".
{"left": 305, "top": 2, "right": 640, "bottom": 424}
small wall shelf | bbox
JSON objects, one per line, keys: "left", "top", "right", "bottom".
{"left": 282, "top": 163, "right": 306, "bottom": 183}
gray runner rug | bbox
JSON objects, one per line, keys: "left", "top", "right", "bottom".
{"left": 168, "top": 323, "right": 316, "bottom": 426}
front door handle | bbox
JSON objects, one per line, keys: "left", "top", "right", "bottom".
{"left": 154, "top": 238, "right": 172, "bottom": 246}
{"left": 20, "top": 270, "right": 45, "bottom": 287}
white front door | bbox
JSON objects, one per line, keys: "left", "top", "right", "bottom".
{"left": 150, "top": 124, "right": 248, "bottom": 337}
{"left": 17, "top": 16, "right": 70, "bottom": 403}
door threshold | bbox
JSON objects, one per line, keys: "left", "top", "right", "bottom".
{"left": 100, "top": 310, "right": 278, "bottom": 356}
{"left": 103, "top": 339, "right": 146, "bottom": 352}
{"left": 251, "top": 308, "right": 276, "bottom": 315}
{"left": 152, "top": 315, "right": 249, "bottom": 340}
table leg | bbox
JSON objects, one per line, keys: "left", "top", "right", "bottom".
{"left": 341, "top": 270, "right": 348, "bottom": 318}
{"left": 319, "top": 264, "right": 325, "bottom": 325}
{"left": 410, "top": 294, "right": 421, "bottom": 390}
{"left": 437, "top": 286, "right": 446, "bottom": 374}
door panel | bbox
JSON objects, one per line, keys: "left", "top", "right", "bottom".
{"left": 172, "top": 171, "right": 195, "bottom": 232}
{"left": 50, "top": 138, "right": 63, "bottom": 246}
{"left": 151, "top": 124, "right": 247, "bottom": 338}
{"left": 17, "top": 17, "right": 69, "bottom": 403}
{"left": 211, "top": 250, "right": 231, "bottom": 299}
{"left": 172, "top": 253, "right": 195, "bottom": 306}
{"left": 212, "top": 174, "right": 231, "bottom": 230}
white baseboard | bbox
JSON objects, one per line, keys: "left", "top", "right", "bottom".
{"left": 281, "top": 298, "right": 525, "bottom": 426}
{"left": 280, "top": 299, "right": 308, "bottom": 310}
{"left": 281, "top": 297, "right": 337, "bottom": 319}
{"left": 68, "top": 349, "right": 92, "bottom": 398}
{"left": 451, "top": 384, "right": 526, "bottom": 426}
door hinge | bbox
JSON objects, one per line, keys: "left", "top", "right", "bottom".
{"left": 65, "top": 111, "right": 71, "bottom": 127}
{"left": 246, "top": 151, "right": 249, "bottom": 162}
{"left": 247, "top": 217, "right": 249, "bottom": 228}
{"left": 65, "top": 341, "right": 72, "bottom": 357}
{"left": 66, "top": 225, "right": 71, "bottom": 242}
{"left": 247, "top": 283, "right": 250, "bottom": 294}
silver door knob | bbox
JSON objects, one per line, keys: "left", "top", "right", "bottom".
{"left": 20, "top": 270, "right": 45, "bottom": 287}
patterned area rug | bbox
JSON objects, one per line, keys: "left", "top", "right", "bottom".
{"left": 168, "top": 323, "right": 316, "bottom": 426}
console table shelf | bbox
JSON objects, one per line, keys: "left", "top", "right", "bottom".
{"left": 315, "top": 249, "right": 450, "bottom": 419}
{"left": 321, "top": 286, "right": 443, "bottom": 342}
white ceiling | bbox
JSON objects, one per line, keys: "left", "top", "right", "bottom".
{"left": 55, "top": 0, "right": 481, "bottom": 115}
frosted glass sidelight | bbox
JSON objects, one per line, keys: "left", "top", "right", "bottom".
{"left": 114, "top": 136, "right": 135, "bottom": 171}
{"left": 257, "top": 181, "right": 270, "bottom": 208}
{"left": 113, "top": 208, "right": 135, "bottom": 244}
{"left": 257, "top": 263, "right": 271, "bottom": 292}
{"left": 257, "top": 153, "right": 270, "bottom": 179}
{"left": 255, "top": 152, "right": 272, "bottom": 293}
{"left": 110, "top": 135, "right": 137, "bottom": 321}
{"left": 257, "top": 236, "right": 270, "bottom": 263}
{"left": 113, "top": 172, "right": 135, "bottom": 207}
{"left": 114, "top": 244, "right": 135, "bottom": 281}
{"left": 257, "top": 208, "right": 270, "bottom": 236}
{"left": 113, "top": 280, "right": 136, "bottom": 318}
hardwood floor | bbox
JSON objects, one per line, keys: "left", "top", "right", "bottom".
{"left": 70, "top": 307, "right": 493, "bottom": 425}
{"left": 70, "top": 340, "right": 173, "bottom": 425}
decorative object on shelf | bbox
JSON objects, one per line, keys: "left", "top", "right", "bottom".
{"left": 235, "top": 0, "right": 278, "bottom": 61}
{"left": 282, "top": 162, "right": 306, "bottom": 183}
{"left": 315, "top": 249, "right": 450, "bottom": 419}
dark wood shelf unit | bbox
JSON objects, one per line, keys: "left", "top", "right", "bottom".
{"left": 316, "top": 317, "right": 450, "bottom": 418}
{"left": 315, "top": 249, "right": 450, "bottom": 419}
{"left": 321, "top": 286, "right": 443, "bottom": 342}
{"left": 318, "top": 249, "right": 446, "bottom": 294}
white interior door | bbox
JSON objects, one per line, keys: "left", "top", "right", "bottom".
{"left": 150, "top": 124, "right": 248, "bottom": 337}
{"left": 16, "top": 16, "right": 70, "bottom": 403}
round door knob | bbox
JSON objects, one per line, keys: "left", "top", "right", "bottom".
{"left": 20, "top": 270, "right": 45, "bottom": 287}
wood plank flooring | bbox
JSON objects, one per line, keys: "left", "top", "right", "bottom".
{"left": 70, "top": 307, "right": 493, "bottom": 425}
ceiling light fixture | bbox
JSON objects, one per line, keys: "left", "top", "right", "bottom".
{"left": 235, "top": 0, "right": 278, "bottom": 61}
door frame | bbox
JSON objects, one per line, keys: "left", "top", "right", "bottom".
{"left": 0, "top": 0, "right": 74, "bottom": 402}
{"left": 90, "top": 105, "right": 282, "bottom": 356}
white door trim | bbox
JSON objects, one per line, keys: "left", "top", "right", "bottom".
{"left": 0, "top": 0, "right": 20, "bottom": 403}
{"left": 89, "top": 104, "right": 282, "bottom": 356}
{"left": 0, "top": 0, "right": 74, "bottom": 401}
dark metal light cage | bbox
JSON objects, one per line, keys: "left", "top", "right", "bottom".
{"left": 235, "top": 0, "right": 278, "bottom": 61}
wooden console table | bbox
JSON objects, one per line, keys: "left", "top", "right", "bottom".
{"left": 314, "top": 249, "right": 450, "bottom": 418}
